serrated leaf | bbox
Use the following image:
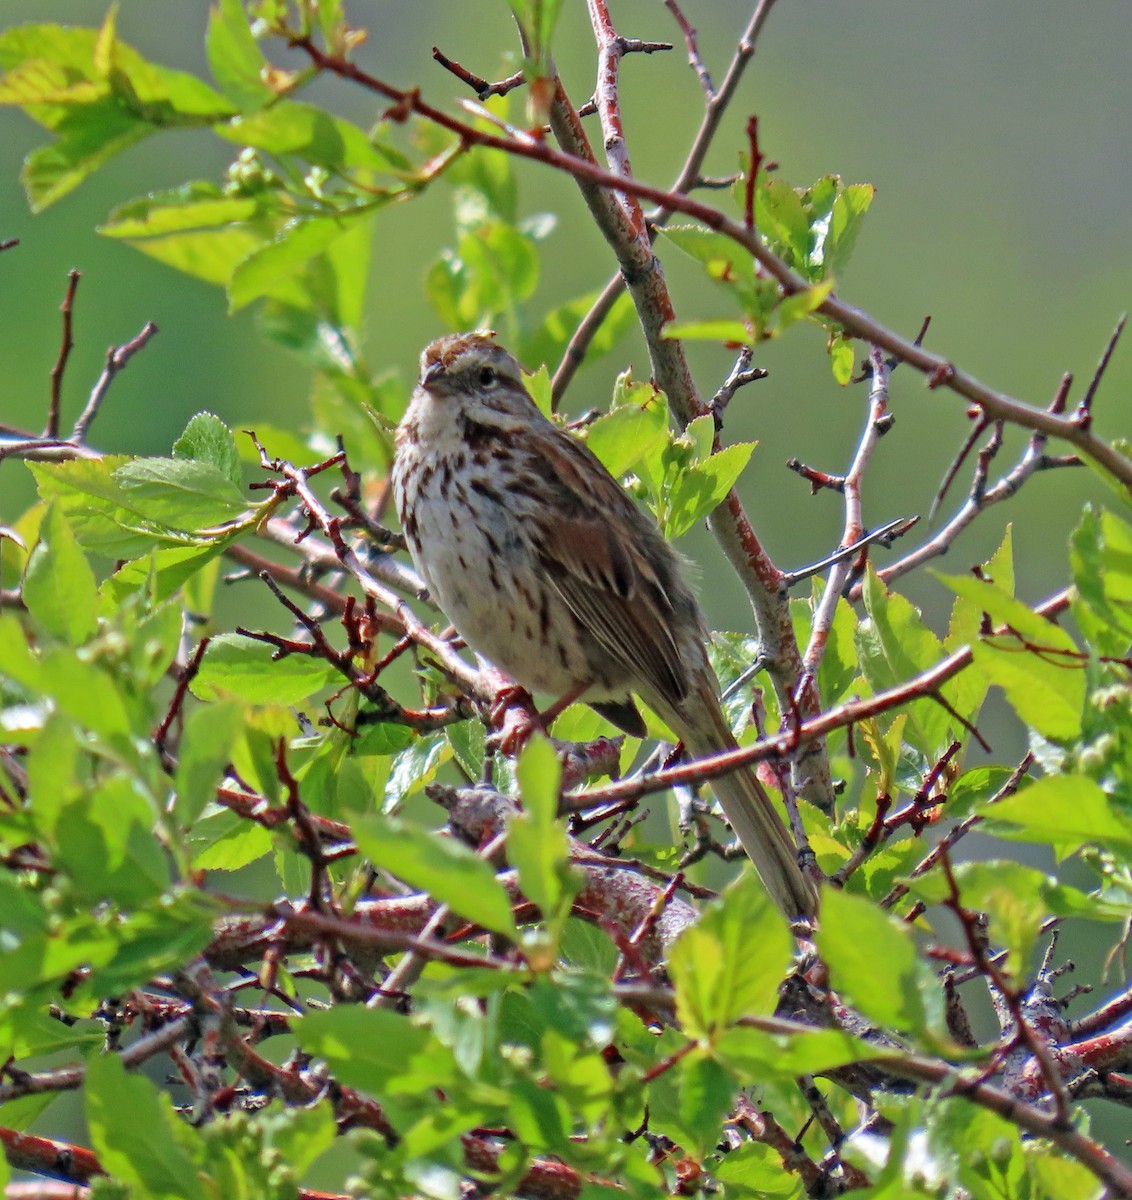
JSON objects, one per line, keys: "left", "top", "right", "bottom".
{"left": 583, "top": 388, "right": 669, "bottom": 478}
{"left": 817, "top": 889, "right": 928, "bottom": 1036}
{"left": 22, "top": 504, "right": 98, "bottom": 645}
{"left": 190, "top": 633, "right": 340, "bottom": 705}
{"left": 113, "top": 457, "right": 247, "bottom": 528}
{"left": 172, "top": 412, "right": 241, "bottom": 487}
{"left": 174, "top": 699, "right": 243, "bottom": 826}
{"left": 669, "top": 873, "right": 792, "bottom": 1037}
{"left": 985, "top": 775, "right": 1132, "bottom": 853}
{"left": 354, "top": 814, "right": 518, "bottom": 936}
{"left": 86, "top": 1053, "right": 206, "bottom": 1200}
{"left": 665, "top": 442, "right": 756, "bottom": 538}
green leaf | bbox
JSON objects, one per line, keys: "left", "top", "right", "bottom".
{"left": 583, "top": 385, "right": 669, "bottom": 478}
{"left": 191, "top": 633, "right": 340, "bottom": 705}
{"left": 191, "top": 813, "right": 273, "bottom": 871}
{"left": 824, "top": 183, "right": 875, "bottom": 276}
{"left": 1071, "top": 506, "right": 1132, "bottom": 656}
{"left": 664, "top": 442, "right": 755, "bottom": 538}
{"left": 677, "top": 1052, "right": 737, "bottom": 1158}
{"left": 669, "top": 873, "right": 792, "bottom": 1037}
{"left": 661, "top": 318, "right": 751, "bottom": 344}
{"left": 352, "top": 720, "right": 415, "bottom": 757}
{"left": 55, "top": 774, "right": 170, "bottom": 906}
{"left": 174, "top": 699, "right": 243, "bottom": 827}
{"left": 113, "top": 457, "right": 247, "bottom": 529}
{"left": 107, "top": 542, "right": 229, "bottom": 605}
{"left": 40, "top": 648, "right": 134, "bottom": 741}
{"left": 172, "top": 412, "right": 242, "bottom": 488}
{"left": 938, "top": 572, "right": 1085, "bottom": 741}
{"left": 755, "top": 180, "right": 811, "bottom": 267}
{"left": 228, "top": 210, "right": 374, "bottom": 312}
{"left": 714, "top": 1024, "right": 877, "bottom": 1080}
{"left": 774, "top": 279, "right": 833, "bottom": 334}
{"left": 659, "top": 225, "right": 756, "bottom": 290}
{"left": 297, "top": 1005, "right": 453, "bottom": 1098}
{"left": 206, "top": 0, "right": 274, "bottom": 110}
{"left": 858, "top": 567, "right": 950, "bottom": 755}
{"left": 353, "top": 814, "right": 518, "bottom": 936}
{"left": 86, "top": 1053, "right": 206, "bottom": 1200}
{"left": 101, "top": 183, "right": 260, "bottom": 238}
{"left": 22, "top": 105, "right": 150, "bottom": 211}
{"left": 384, "top": 731, "right": 448, "bottom": 809}
{"left": 985, "top": 774, "right": 1132, "bottom": 854}
{"left": 816, "top": 888, "right": 928, "bottom": 1036}
{"left": 908, "top": 860, "right": 1123, "bottom": 980}
{"left": 829, "top": 333, "right": 855, "bottom": 384}
{"left": 217, "top": 100, "right": 400, "bottom": 172}
{"left": 520, "top": 288, "right": 636, "bottom": 373}
{"left": 22, "top": 503, "right": 99, "bottom": 645}
{"left": 510, "top": 735, "right": 573, "bottom": 920}
{"left": 0, "top": 20, "right": 229, "bottom": 210}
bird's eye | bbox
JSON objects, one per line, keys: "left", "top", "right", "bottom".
{"left": 478, "top": 366, "right": 497, "bottom": 388}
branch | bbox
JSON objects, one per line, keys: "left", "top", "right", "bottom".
{"left": 567, "top": 590, "right": 1070, "bottom": 809}
{"left": 286, "top": 34, "right": 1132, "bottom": 493}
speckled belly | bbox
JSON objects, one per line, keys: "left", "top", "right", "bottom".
{"left": 398, "top": 457, "right": 626, "bottom": 701}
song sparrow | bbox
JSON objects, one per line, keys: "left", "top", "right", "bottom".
{"left": 393, "top": 331, "right": 818, "bottom": 919}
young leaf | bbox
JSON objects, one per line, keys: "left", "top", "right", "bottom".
{"left": 937, "top": 573, "right": 1085, "bottom": 741}
{"left": 22, "top": 503, "right": 99, "bottom": 645}
{"left": 985, "top": 774, "right": 1132, "bottom": 854}
{"left": 206, "top": 0, "right": 274, "bottom": 111}
{"left": 510, "top": 735, "right": 572, "bottom": 920}
{"left": 86, "top": 1052, "right": 206, "bottom": 1200}
{"left": 172, "top": 412, "right": 242, "bottom": 488}
{"left": 353, "top": 814, "right": 518, "bottom": 937}
{"left": 668, "top": 873, "right": 792, "bottom": 1037}
{"left": 190, "top": 633, "right": 340, "bottom": 705}
{"left": 816, "top": 888, "right": 928, "bottom": 1037}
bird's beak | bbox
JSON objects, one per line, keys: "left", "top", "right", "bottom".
{"left": 421, "top": 361, "right": 444, "bottom": 389}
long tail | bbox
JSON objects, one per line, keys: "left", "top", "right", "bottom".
{"left": 670, "top": 683, "right": 819, "bottom": 921}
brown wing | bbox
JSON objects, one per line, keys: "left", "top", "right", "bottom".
{"left": 521, "top": 421, "right": 692, "bottom": 709}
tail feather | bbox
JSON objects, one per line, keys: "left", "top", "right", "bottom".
{"left": 668, "top": 684, "right": 819, "bottom": 921}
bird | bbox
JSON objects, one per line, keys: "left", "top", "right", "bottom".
{"left": 392, "top": 330, "right": 818, "bottom": 920}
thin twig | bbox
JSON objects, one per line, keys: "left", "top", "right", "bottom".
{"left": 71, "top": 322, "right": 158, "bottom": 441}
{"left": 46, "top": 270, "right": 80, "bottom": 438}
{"left": 663, "top": 0, "right": 715, "bottom": 97}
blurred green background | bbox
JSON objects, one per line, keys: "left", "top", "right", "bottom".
{"left": 1, "top": 0, "right": 1130, "bottom": 1171}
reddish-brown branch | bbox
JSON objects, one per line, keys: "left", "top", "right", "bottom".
{"left": 431, "top": 46, "right": 525, "bottom": 100}
{"left": 570, "top": 590, "right": 1069, "bottom": 809}
{"left": 287, "top": 35, "right": 1132, "bottom": 492}
{"left": 46, "top": 270, "right": 80, "bottom": 438}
